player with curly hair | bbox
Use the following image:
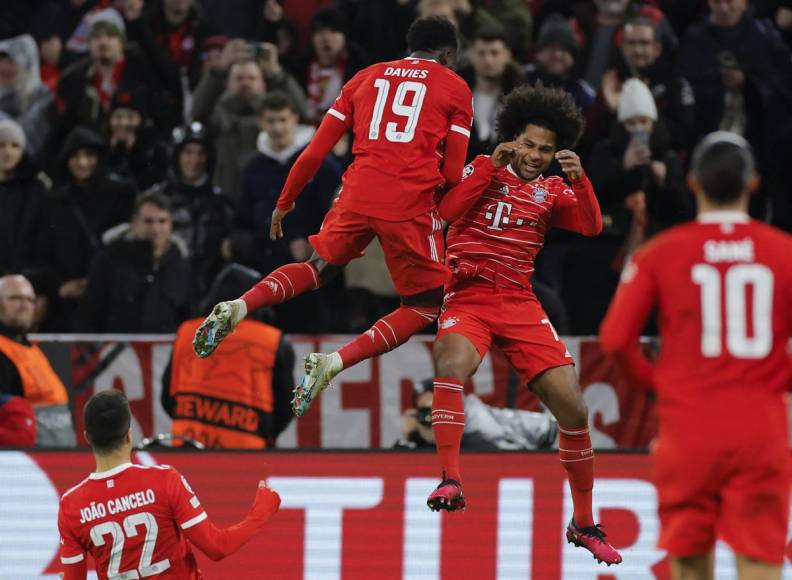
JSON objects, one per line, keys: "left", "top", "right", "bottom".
{"left": 425, "top": 84, "right": 622, "bottom": 566}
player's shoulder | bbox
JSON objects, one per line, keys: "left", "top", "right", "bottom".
{"left": 541, "top": 175, "right": 573, "bottom": 193}
{"left": 60, "top": 475, "right": 92, "bottom": 505}
{"left": 745, "top": 218, "right": 792, "bottom": 245}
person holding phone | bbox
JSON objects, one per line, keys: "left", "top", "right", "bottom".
{"left": 561, "top": 78, "right": 692, "bottom": 335}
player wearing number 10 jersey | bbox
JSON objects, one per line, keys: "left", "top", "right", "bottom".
{"left": 58, "top": 391, "right": 281, "bottom": 579}
{"left": 193, "top": 17, "right": 473, "bottom": 418}
{"left": 600, "top": 132, "right": 792, "bottom": 580}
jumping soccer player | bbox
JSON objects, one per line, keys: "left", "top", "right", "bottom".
{"left": 426, "top": 85, "right": 622, "bottom": 566}
{"left": 193, "top": 16, "right": 473, "bottom": 418}
{"left": 600, "top": 132, "right": 791, "bottom": 580}
{"left": 57, "top": 390, "right": 281, "bottom": 579}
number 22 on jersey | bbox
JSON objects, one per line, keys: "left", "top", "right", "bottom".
{"left": 90, "top": 511, "right": 170, "bottom": 579}
{"left": 692, "top": 263, "right": 773, "bottom": 358}
{"left": 369, "top": 79, "right": 427, "bottom": 143}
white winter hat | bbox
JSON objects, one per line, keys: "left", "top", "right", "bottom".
{"left": 617, "top": 78, "right": 658, "bottom": 122}
{"left": 0, "top": 118, "right": 26, "bottom": 150}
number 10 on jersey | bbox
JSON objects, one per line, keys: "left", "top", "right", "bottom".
{"left": 369, "top": 79, "right": 427, "bottom": 143}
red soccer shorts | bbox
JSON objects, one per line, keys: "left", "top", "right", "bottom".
{"left": 309, "top": 202, "right": 448, "bottom": 296}
{"left": 436, "top": 281, "right": 573, "bottom": 384}
{"left": 653, "top": 434, "right": 790, "bottom": 563}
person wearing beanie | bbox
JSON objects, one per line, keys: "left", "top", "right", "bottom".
{"left": 299, "top": 6, "right": 368, "bottom": 124}
{"left": 54, "top": 8, "right": 159, "bottom": 151}
{"left": 147, "top": 122, "right": 234, "bottom": 298}
{"left": 566, "top": 77, "right": 690, "bottom": 334}
{"left": 525, "top": 14, "right": 596, "bottom": 111}
{"left": 38, "top": 126, "right": 137, "bottom": 330}
{"left": 0, "top": 118, "right": 49, "bottom": 276}
{"left": 0, "top": 34, "right": 56, "bottom": 160}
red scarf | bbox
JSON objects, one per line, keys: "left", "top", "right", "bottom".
{"left": 92, "top": 58, "right": 127, "bottom": 113}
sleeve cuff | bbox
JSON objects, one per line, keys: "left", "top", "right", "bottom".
{"left": 61, "top": 553, "right": 85, "bottom": 564}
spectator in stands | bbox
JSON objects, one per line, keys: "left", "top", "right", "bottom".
{"left": 299, "top": 7, "right": 367, "bottom": 124}
{"left": 105, "top": 89, "right": 168, "bottom": 191}
{"left": 564, "top": 79, "right": 690, "bottom": 334}
{"left": 394, "top": 379, "right": 557, "bottom": 450}
{"left": 153, "top": 122, "right": 234, "bottom": 297}
{"left": 564, "top": 0, "right": 676, "bottom": 91}
{"left": 76, "top": 191, "right": 192, "bottom": 333}
{"left": 162, "top": 263, "right": 295, "bottom": 448}
{"left": 21, "top": 267, "right": 61, "bottom": 333}
{"left": 0, "top": 274, "right": 76, "bottom": 447}
{"left": 0, "top": 394, "right": 36, "bottom": 447}
{"left": 145, "top": 0, "right": 210, "bottom": 88}
{"left": 678, "top": 0, "right": 792, "bottom": 226}
{"left": 230, "top": 92, "right": 340, "bottom": 331}
{"left": 0, "top": 34, "right": 56, "bottom": 160}
{"left": 39, "top": 126, "right": 136, "bottom": 329}
{"left": 55, "top": 12, "right": 155, "bottom": 146}
{"left": 191, "top": 40, "right": 306, "bottom": 200}
{"left": 524, "top": 14, "right": 595, "bottom": 111}
{"left": 459, "top": 27, "right": 525, "bottom": 159}
{"left": 589, "top": 17, "right": 696, "bottom": 152}
{"left": 0, "top": 119, "right": 49, "bottom": 276}
{"left": 252, "top": 0, "right": 301, "bottom": 75}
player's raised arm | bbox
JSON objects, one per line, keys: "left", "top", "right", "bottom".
{"left": 438, "top": 144, "right": 519, "bottom": 223}
{"left": 599, "top": 249, "right": 659, "bottom": 390}
{"left": 180, "top": 479, "right": 281, "bottom": 561}
{"left": 549, "top": 150, "right": 603, "bottom": 236}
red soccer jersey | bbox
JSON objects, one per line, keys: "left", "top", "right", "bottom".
{"left": 328, "top": 57, "right": 473, "bottom": 220}
{"left": 444, "top": 155, "right": 600, "bottom": 290}
{"left": 58, "top": 463, "right": 206, "bottom": 579}
{"left": 601, "top": 212, "right": 792, "bottom": 439}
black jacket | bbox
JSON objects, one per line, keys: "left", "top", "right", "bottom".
{"left": 587, "top": 122, "right": 692, "bottom": 239}
{"left": 0, "top": 156, "right": 49, "bottom": 275}
{"left": 75, "top": 237, "right": 192, "bottom": 333}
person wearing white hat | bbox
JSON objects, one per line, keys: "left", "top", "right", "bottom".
{"left": 0, "top": 118, "right": 49, "bottom": 275}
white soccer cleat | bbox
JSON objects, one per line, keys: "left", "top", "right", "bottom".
{"left": 192, "top": 300, "right": 246, "bottom": 358}
{"left": 291, "top": 353, "right": 341, "bottom": 417}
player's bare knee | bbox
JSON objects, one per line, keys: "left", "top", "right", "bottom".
{"left": 433, "top": 344, "right": 475, "bottom": 381}
{"left": 308, "top": 253, "right": 342, "bottom": 287}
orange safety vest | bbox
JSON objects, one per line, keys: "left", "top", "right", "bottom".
{"left": 0, "top": 335, "right": 69, "bottom": 406}
{"left": 169, "top": 318, "right": 281, "bottom": 449}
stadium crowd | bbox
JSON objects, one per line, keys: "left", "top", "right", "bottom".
{"left": 0, "top": 0, "right": 790, "bottom": 338}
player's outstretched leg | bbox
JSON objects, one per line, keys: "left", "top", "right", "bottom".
{"left": 531, "top": 365, "right": 622, "bottom": 566}
{"left": 193, "top": 262, "right": 321, "bottom": 358}
{"left": 425, "top": 333, "right": 481, "bottom": 512}
{"left": 291, "top": 302, "right": 439, "bottom": 416}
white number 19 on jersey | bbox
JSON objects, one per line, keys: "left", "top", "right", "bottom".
{"left": 369, "top": 79, "right": 427, "bottom": 143}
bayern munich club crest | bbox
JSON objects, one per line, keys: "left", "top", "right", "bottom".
{"left": 532, "top": 187, "right": 548, "bottom": 203}
{"left": 439, "top": 316, "right": 458, "bottom": 329}
{"left": 462, "top": 164, "right": 474, "bottom": 179}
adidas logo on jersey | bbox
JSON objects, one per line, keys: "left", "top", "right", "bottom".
{"left": 498, "top": 185, "right": 509, "bottom": 195}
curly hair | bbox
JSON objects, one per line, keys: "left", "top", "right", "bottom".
{"left": 496, "top": 84, "right": 585, "bottom": 150}
{"left": 406, "top": 16, "right": 459, "bottom": 54}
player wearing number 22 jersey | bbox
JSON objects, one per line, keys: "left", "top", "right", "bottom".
{"left": 601, "top": 132, "right": 792, "bottom": 575}
{"left": 193, "top": 17, "right": 473, "bottom": 419}
{"left": 58, "top": 390, "right": 280, "bottom": 579}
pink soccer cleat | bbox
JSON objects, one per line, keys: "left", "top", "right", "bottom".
{"left": 566, "top": 519, "right": 623, "bottom": 566}
{"left": 426, "top": 477, "right": 465, "bottom": 512}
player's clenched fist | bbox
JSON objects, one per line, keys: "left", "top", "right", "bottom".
{"left": 489, "top": 140, "right": 521, "bottom": 168}
{"left": 555, "top": 150, "right": 583, "bottom": 181}
{"left": 252, "top": 480, "right": 282, "bottom": 520}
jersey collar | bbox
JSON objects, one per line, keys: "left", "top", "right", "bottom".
{"left": 405, "top": 56, "right": 437, "bottom": 62}
{"left": 696, "top": 210, "right": 750, "bottom": 224}
{"left": 89, "top": 462, "right": 134, "bottom": 480}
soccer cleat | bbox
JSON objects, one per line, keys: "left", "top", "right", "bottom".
{"left": 192, "top": 301, "right": 244, "bottom": 358}
{"left": 426, "top": 477, "right": 466, "bottom": 512}
{"left": 566, "top": 518, "right": 623, "bottom": 566}
{"left": 291, "top": 353, "right": 340, "bottom": 417}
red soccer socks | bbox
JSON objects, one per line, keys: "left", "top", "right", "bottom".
{"left": 559, "top": 425, "right": 594, "bottom": 528}
{"left": 431, "top": 378, "right": 465, "bottom": 482}
{"left": 241, "top": 262, "right": 320, "bottom": 311}
{"left": 337, "top": 305, "right": 438, "bottom": 369}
